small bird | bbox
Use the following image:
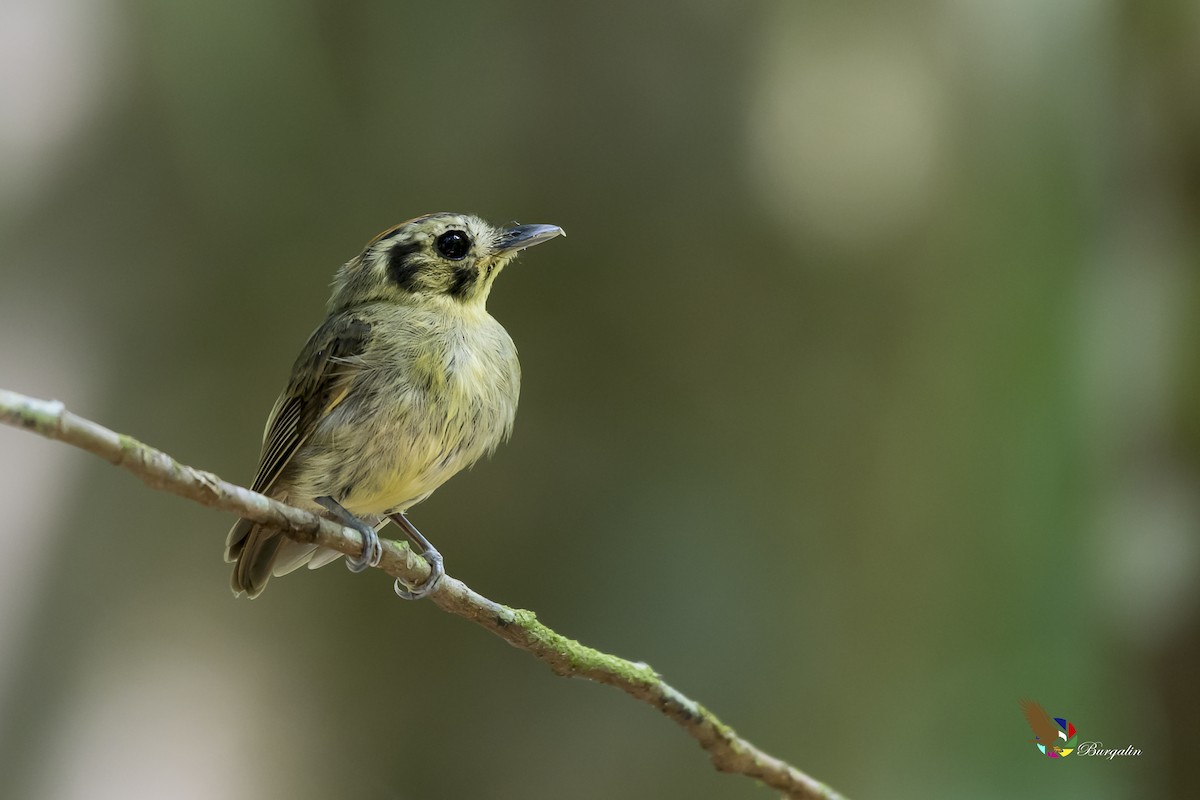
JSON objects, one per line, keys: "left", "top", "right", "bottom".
{"left": 225, "top": 213, "right": 564, "bottom": 599}
{"left": 1019, "top": 698, "right": 1065, "bottom": 755}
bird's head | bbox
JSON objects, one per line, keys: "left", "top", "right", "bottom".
{"left": 329, "top": 212, "right": 564, "bottom": 312}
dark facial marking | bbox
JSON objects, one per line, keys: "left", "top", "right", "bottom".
{"left": 387, "top": 242, "right": 423, "bottom": 291}
{"left": 448, "top": 264, "right": 478, "bottom": 298}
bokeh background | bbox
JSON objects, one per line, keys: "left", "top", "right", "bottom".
{"left": 1, "top": 1, "right": 1197, "bottom": 798}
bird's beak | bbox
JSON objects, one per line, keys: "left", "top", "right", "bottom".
{"left": 494, "top": 224, "right": 565, "bottom": 255}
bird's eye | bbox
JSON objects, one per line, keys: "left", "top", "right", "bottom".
{"left": 435, "top": 230, "right": 471, "bottom": 260}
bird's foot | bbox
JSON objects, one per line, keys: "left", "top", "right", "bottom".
{"left": 316, "top": 496, "right": 382, "bottom": 572}
{"left": 388, "top": 512, "right": 445, "bottom": 600}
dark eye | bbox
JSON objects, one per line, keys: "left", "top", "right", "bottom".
{"left": 435, "top": 230, "right": 471, "bottom": 260}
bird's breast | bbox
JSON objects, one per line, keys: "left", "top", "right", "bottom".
{"left": 316, "top": 312, "right": 520, "bottom": 516}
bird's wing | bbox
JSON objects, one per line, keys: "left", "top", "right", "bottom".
{"left": 1019, "top": 698, "right": 1059, "bottom": 745}
{"left": 249, "top": 313, "right": 373, "bottom": 495}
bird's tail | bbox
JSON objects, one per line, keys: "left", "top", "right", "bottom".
{"left": 225, "top": 516, "right": 348, "bottom": 597}
{"left": 225, "top": 518, "right": 284, "bottom": 598}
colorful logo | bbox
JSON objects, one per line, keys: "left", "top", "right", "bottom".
{"left": 1019, "top": 699, "right": 1077, "bottom": 758}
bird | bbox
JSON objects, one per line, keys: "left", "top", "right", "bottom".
{"left": 224, "top": 212, "right": 564, "bottom": 599}
{"left": 1019, "top": 698, "right": 1065, "bottom": 754}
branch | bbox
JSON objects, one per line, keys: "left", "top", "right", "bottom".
{"left": 0, "top": 389, "right": 845, "bottom": 800}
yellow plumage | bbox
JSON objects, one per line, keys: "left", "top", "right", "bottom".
{"left": 224, "top": 213, "right": 562, "bottom": 598}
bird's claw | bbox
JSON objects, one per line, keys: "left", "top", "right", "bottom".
{"left": 394, "top": 545, "right": 444, "bottom": 600}
{"left": 315, "top": 496, "right": 383, "bottom": 573}
{"left": 346, "top": 525, "right": 383, "bottom": 572}
{"left": 389, "top": 512, "right": 445, "bottom": 600}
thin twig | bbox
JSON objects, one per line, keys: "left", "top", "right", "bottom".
{"left": 0, "top": 388, "right": 845, "bottom": 800}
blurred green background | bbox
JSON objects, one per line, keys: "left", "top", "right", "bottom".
{"left": 1, "top": 1, "right": 1197, "bottom": 798}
